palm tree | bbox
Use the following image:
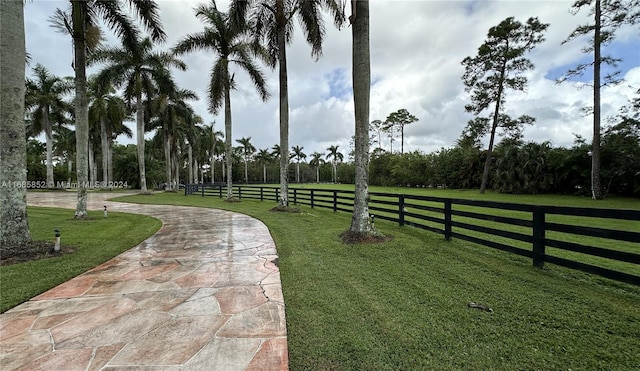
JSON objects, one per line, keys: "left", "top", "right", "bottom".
{"left": 290, "top": 145, "right": 307, "bottom": 183}
{"left": 92, "top": 38, "right": 184, "bottom": 193}
{"left": 53, "top": 125, "right": 77, "bottom": 183}
{"left": 326, "top": 145, "right": 344, "bottom": 183}
{"left": 173, "top": 0, "right": 270, "bottom": 199}
{"left": 25, "top": 64, "right": 74, "bottom": 188}
{"left": 148, "top": 82, "right": 197, "bottom": 191}
{"left": 309, "top": 152, "right": 324, "bottom": 183}
{"left": 88, "top": 80, "right": 130, "bottom": 186}
{"left": 0, "top": 0, "right": 31, "bottom": 248}
{"left": 370, "top": 119, "right": 384, "bottom": 150}
{"left": 349, "top": 0, "right": 374, "bottom": 235}
{"left": 230, "top": 0, "right": 344, "bottom": 206}
{"left": 208, "top": 123, "right": 224, "bottom": 183}
{"left": 50, "top": 0, "right": 165, "bottom": 216}
{"left": 236, "top": 137, "right": 256, "bottom": 183}
{"left": 254, "top": 148, "right": 273, "bottom": 183}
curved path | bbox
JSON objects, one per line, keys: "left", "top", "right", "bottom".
{"left": 0, "top": 192, "right": 288, "bottom": 370}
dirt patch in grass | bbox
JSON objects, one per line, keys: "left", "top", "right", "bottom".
{"left": 1, "top": 241, "right": 77, "bottom": 266}
{"left": 340, "top": 230, "right": 393, "bottom": 244}
{"left": 270, "top": 205, "right": 301, "bottom": 213}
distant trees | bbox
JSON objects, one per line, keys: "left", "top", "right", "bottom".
{"left": 290, "top": 145, "right": 307, "bottom": 183}
{"left": 385, "top": 108, "right": 418, "bottom": 155}
{"left": 309, "top": 152, "right": 324, "bottom": 183}
{"left": 236, "top": 137, "right": 256, "bottom": 183}
{"left": 326, "top": 145, "right": 344, "bottom": 183}
{"left": 461, "top": 16, "right": 548, "bottom": 194}
{"left": 558, "top": 0, "right": 640, "bottom": 199}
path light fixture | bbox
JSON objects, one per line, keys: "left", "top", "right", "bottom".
{"left": 104, "top": 205, "right": 108, "bottom": 218}
{"left": 54, "top": 229, "right": 60, "bottom": 252}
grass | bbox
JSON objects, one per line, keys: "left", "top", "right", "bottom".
{"left": 0, "top": 207, "right": 161, "bottom": 313}
{"left": 114, "top": 191, "right": 640, "bottom": 370}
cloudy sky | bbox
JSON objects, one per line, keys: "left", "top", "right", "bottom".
{"left": 24, "top": 0, "right": 639, "bottom": 159}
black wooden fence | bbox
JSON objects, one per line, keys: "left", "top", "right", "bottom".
{"left": 185, "top": 184, "right": 640, "bottom": 285}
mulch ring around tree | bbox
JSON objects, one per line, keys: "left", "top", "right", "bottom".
{"left": 0, "top": 241, "right": 76, "bottom": 266}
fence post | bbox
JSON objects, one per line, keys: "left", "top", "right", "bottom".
{"left": 333, "top": 191, "right": 337, "bottom": 212}
{"left": 310, "top": 190, "right": 315, "bottom": 208}
{"left": 399, "top": 195, "right": 405, "bottom": 226}
{"left": 532, "top": 207, "right": 545, "bottom": 268}
{"left": 238, "top": 186, "right": 242, "bottom": 200}
{"left": 260, "top": 187, "right": 263, "bottom": 201}
{"left": 444, "top": 199, "right": 452, "bottom": 240}
{"left": 219, "top": 184, "right": 222, "bottom": 198}
{"left": 275, "top": 188, "right": 279, "bottom": 203}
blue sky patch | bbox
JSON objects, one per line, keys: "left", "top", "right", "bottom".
{"left": 545, "top": 39, "right": 640, "bottom": 83}
{"left": 324, "top": 68, "right": 352, "bottom": 100}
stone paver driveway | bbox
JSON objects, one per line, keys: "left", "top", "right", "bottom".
{"left": 0, "top": 192, "right": 288, "bottom": 370}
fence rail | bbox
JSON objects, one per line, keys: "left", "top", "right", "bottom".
{"left": 185, "top": 184, "right": 640, "bottom": 285}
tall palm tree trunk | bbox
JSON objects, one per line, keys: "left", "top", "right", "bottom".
{"left": 224, "top": 85, "right": 233, "bottom": 199}
{"left": 592, "top": 0, "right": 602, "bottom": 199}
{"left": 277, "top": 0, "right": 289, "bottom": 207}
{"left": 44, "top": 112, "right": 54, "bottom": 188}
{"left": 211, "top": 153, "right": 215, "bottom": 183}
{"left": 164, "top": 131, "right": 173, "bottom": 191}
{"left": 72, "top": 1, "right": 89, "bottom": 218}
{"left": 88, "top": 140, "right": 95, "bottom": 186}
{"left": 107, "top": 133, "right": 113, "bottom": 185}
{"left": 100, "top": 117, "right": 108, "bottom": 185}
{"left": 0, "top": 0, "right": 32, "bottom": 247}
{"left": 188, "top": 143, "right": 193, "bottom": 184}
{"left": 136, "top": 94, "right": 148, "bottom": 192}
{"left": 349, "top": 0, "right": 372, "bottom": 234}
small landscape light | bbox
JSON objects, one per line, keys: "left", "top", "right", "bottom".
{"left": 104, "top": 205, "right": 108, "bottom": 218}
{"left": 54, "top": 229, "right": 60, "bottom": 252}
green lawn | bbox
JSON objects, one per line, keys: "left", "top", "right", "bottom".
{"left": 114, "top": 191, "right": 640, "bottom": 370}
{"left": 0, "top": 207, "right": 161, "bottom": 313}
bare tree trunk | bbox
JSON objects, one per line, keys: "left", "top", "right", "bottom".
{"left": 107, "top": 136, "right": 113, "bottom": 185}
{"left": 349, "top": 0, "right": 373, "bottom": 234}
{"left": 224, "top": 84, "right": 234, "bottom": 199}
{"left": 164, "top": 133, "right": 172, "bottom": 191}
{"left": 210, "top": 153, "right": 215, "bottom": 183}
{"left": 592, "top": 0, "right": 603, "bottom": 199}
{"left": 277, "top": 0, "right": 289, "bottom": 207}
{"left": 100, "top": 116, "right": 108, "bottom": 186}
{"left": 88, "top": 139, "right": 95, "bottom": 187}
{"left": 72, "top": 1, "right": 89, "bottom": 218}
{"left": 188, "top": 143, "right": 193, "bottom": 184}
{"left": 136, "top": 93, "right": 147, "bottom": 192}
{"left": 0, "top": 0, "right": 32, "bottom": 247}
{"left": 244, "top": 159, "right": 248, "bottom": 183}
{"left": 44, "top": 112, "right": 54, "bottom": 188}
{"left": 479, "top": 64, "right": 506, "bottom": 195}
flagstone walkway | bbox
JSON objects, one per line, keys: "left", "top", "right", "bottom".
{"left": 0, "top": 192, "right": 288, "bottom": 370}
